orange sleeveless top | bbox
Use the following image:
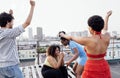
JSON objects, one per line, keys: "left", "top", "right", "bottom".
{"left": 84, "top": 48, "right": 106, "bottom": 58}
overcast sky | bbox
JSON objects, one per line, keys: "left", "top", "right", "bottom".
{"left": 0, "top": 0, "right": 120, "bottom": 37}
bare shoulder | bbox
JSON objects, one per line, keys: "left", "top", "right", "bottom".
{"left": 83, "top": 36, "right": 93, "bottom": 41}
{"left": 47, "top": 56, "right": 54, "bottom": 61}
{"left": 78, "top": 36, "right": 93, "bottom": 45}
{"left": 47, "top": 56, "right": 57, "bottom": 65}
{"left": 103, "top": 32, "right": 110, "bottom": 39}
{"left": 102, "top": 30, "right": 110, "bottom": 37}
{"left": 101, "top": 33, "right": 110, "bottom": 46}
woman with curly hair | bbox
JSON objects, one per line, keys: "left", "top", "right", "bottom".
{"left": 41, "top": 45, "right": 68, "bottom": 78}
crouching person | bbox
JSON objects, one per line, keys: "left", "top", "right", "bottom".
{"left": 41, "top": 45, "right": 68, "bottom": 78}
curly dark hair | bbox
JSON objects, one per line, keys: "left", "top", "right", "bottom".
{"left": 47, "top": 45, "right": 60, "bottom": 57}
{"left": 0, "top": 12, "right": 14, "bottom": 27}
{"left": 88, "top": 15, "right": 104, "bottom": 32}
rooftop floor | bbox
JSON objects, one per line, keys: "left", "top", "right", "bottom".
{"left": 20, "top": 54, "right": 120, "bottom": 78}
{"left": 20, "top": 64, "right": 75, "bottom": 78}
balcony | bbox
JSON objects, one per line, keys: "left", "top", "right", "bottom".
{"left": 20, "top": 64, "right": 76, "bottom": 78}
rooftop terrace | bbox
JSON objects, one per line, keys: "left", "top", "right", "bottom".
{"left": 20, "top": 64, "right": 75, "bottom": 78}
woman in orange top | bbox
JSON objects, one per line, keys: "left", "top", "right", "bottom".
{"left": 59, "top": 11, "right": 112, "bottom": 78}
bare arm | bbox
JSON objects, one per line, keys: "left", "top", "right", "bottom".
{"left": 102, "top": 10, "right": 112, "bottom": 33}
{"left": 22, "top": 0, "right": 35, "bottom": 29}
{"left": 48, "top": 53, "right": 64, "bottom": 69}
{"left": 66, "top": 48, "right": 79, "bottom": 66}
{"left": 59, "top": 33, "right": 89, "bottom": 45}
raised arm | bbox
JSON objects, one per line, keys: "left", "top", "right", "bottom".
{"left": 22, "top": 0, "right": 35, "bottom": 29}
{"left": 66, "top": 48, "right": 79, "bottom": 66}
{"left": 102, "top": 10, "right": 112, "bottom": 32}
{"left": 9, "top": 9, "right": 13, "bottom": 15}
{"left": 59, "top": 33, "right": 88, "bottom": 45}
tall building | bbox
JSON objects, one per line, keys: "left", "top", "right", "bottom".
{"left": 28, "top": 27, "right": 33, "bottom": 40}
{"left": 36, "top": 27, "right": 43, "bottom": 41}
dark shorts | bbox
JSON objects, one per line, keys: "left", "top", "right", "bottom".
{"left": 41, "top": 65, "right": 68, "bottom": 78}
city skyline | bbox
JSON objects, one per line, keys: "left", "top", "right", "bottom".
{"left": 0, "top": 0, "right": 120, "bottom": 36}
{"left": 25, "top": 27, "right": 120, "bottom": 40}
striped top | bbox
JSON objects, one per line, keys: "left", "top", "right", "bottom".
{"left": 0, "top": 25, "right": 25, "bottom": 67}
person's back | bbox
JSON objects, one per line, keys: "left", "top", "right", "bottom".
{"left": 69, "top": 40, "right": 86, "bottom": 57}
{"left": 0, "top": 0, "right": 35, "bottom": 78}
{"left": 0, "top": 25, "right": 25, "bottom": 67}
{"left": 82, "top": 12, "right": 112, "bottom": 78}
{"left": 59, "top": 11, "right": 112, "bottom": 78}
{"left": 84, "top": 33, "right": 110, "bottom": 59}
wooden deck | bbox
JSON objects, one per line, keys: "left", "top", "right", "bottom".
{"left": 20, "top": 65, "right": 76, "bottom": 78}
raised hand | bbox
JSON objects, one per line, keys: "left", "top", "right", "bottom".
{"left": 30, "top": 0, "right": 35, "bottom": 7}
{"left": 106, "top": 10, "right": 112, "bottom": 17}
{"left": 103, "top": 10, "right": 112, "bottom": 32}
{"left": 22, "top": 0, "right": 35, "bottom": 28}
{"left": 9, "top": 9, "right": 13, "bottom": 15}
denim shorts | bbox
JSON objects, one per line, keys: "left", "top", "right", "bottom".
{"left": 76, "top": 56, "right": 87, "bottom": 66}
{"left": 0, "top": 64, "right": 24, "bottom": 78}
